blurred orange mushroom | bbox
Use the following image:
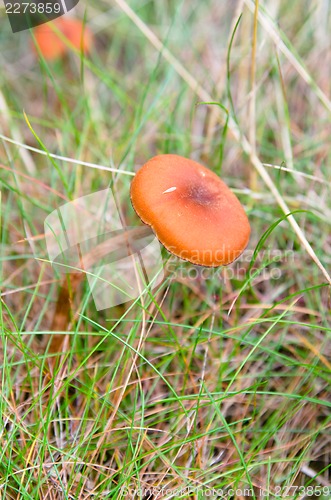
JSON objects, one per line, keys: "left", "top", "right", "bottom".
{"left": 32, "top": 16, "right": 93, "bottom": 61}
{"left": 130, "top": 154, "right": 251, "bottom": 267}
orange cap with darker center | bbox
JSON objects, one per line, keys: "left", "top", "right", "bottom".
{"left": 130, "top": 154, "right": 250, "bottom": 267}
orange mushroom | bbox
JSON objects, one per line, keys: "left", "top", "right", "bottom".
{"left": 32, "top": 16, "right": 93, "bottom": 61}
{"left": 130, "top": 154, "right": 250, "bottom": 267}
{"left": 61, "top": 17, "right": 93, "bottom": 55}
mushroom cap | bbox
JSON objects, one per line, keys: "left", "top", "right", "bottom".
{"left": 61, "top": 17, "right": 93, "bottom": 54}
{"left": 130, "top": 154, "right": 250, "bottom": 267}
{"left": 32, "top": 17, "right": 93, "bottom": 61}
